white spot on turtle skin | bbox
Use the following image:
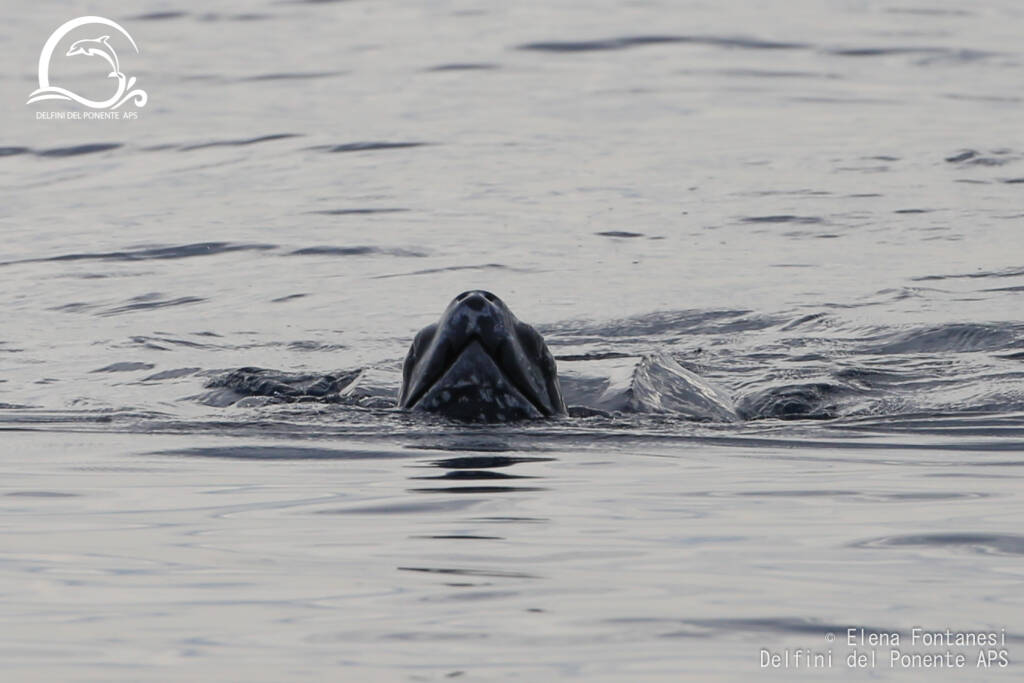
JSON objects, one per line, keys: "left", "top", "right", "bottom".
{"left": 441, "top": 390, "right": 450, "bottom": 401}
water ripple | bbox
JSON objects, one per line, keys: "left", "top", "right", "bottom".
{"left": 518, "top": 35, "right": 808, "bottom": 52}
{"left": 309, "top": 142, "right": 430, "bottom": 153}
{"left": 152, "top": 445, "right": 411, "bottom": 460}
{"left": 853, "top": 533, "right": 1024, "bottom": 556}
{"left": 178, "top": 134, "right": 301, "bottom": 151}
{"left": 0, "top": 242, "right": 275, "bottom": 268}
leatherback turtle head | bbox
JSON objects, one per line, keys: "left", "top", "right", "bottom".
{"left": 398, "top": 290, "right": 566, "bottom": 421}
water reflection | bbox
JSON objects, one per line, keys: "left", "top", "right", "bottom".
{"left": 404, "top": 437, "right": 556, "bottom": 496}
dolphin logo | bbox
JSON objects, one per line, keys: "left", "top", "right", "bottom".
{"left": 27, "top": 16, "right": 147, "bottom": 110}
{"left": 66, "top": 35, "right": 123, "bottom": 79}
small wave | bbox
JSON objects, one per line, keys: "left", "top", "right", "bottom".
{"left": 397, "top": 567, "right": 540, "bottom": 579}
{"left": 825, "top": 47, "right": 993, "bottom": 62}
{"left": 832, "top": 365, "right": 923, "bottom": 388}
{"left": 0, "top": 241, "right": 276, "bottom": 268}
{"left": 131, "top": 11, "right": 188, "bottom": 20}
{"left": 51, "top": 302, "right": 96, "bottom": 314}
{"left": 412, "top": 535, "right": 504, "bottom": 540}
{"left": 784, "top": 231, "right": 839, "bottom": 239}
{"left": 595, "top": 230, "right": 645, "bottom": 238}
{"left": 426, "top": 63, "right": 498, "bottom": 72}
{"left": 866, "top": 286, "right": 944, "bottom": 303}
{"left": 309, "top": 141, "right": 430, "bottom": 153}
{"left": 238, "top": 71, "right": 345, "bottom": 82}
{"left": 852, "top": 533, "right": 1024, "bottom": 556}
{"left": 90, "top": 362, "right": 155, "bottom": 373}
{"left": 308, "top": 208, "right": 409, "bottom": 215}
{"left": 140, "top": 368, "right": 202, "bottom": 381}
{"left": 741, "top": 215, "right": 824, "bottom": 224}
{"left": 737, "top": 382, "right": 853, "bottom": 420}
{"left": 840, "top": 412, "right": 1024, "bottom": 438}
{"left": 287, "top": 341, "right": 346, "bottom": 352}
{"left": 101, "top": 295, "right": 206, "bottom": 317}
{"left": 554, "top": 351, "right": 633, "bottom": 361}
{"left": 152, "top": 445, "right": 408, "bottom": 460}
{"left": 518, "top": 35, "right": 807, "bottom": 53}
{"left": 271, "top": 293, "right": 308, "bottom": 303}
{"left": 944, "top": 148, "right": 1018, "bottom": 166}
{"left": 36, "top": 143, "right": 122, "bottom": 158}
{"left": 128, "top": 335, "right": 218, "bottom": 351}
{"left": 983, "top": 284, "right": 1024, "bottom": 292}
{"left": 179, "top": 134, "right": 301, "bottom": 151}
{"left": 197, "top": 13, "right": 269, "bottom": 21}
{"left": 288, "top": 246, "right": 426, "bottom": 257}
{"left": 861, "top": 323, "right": 1019, "bottom": 354}
{"left": 780, "top": 312, "right": 829, "bottom": 331}
{"left": 547, "top": 309, "right": 781, "bottom": 339}
{"left": 372, "top": 263, "right": 525, "bottom": 280}
{"left": 914, "top": 266, "right": 1024, "bottom": 281}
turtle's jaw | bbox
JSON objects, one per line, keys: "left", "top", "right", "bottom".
{"left": 404, "top": 338, "right": 546, "bottom": 421}
{"left": 398, "top": 291, "right": 565, "bottom": 422}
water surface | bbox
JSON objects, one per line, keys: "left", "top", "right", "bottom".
{"left": 2, "top": 0, "right": 1023, "bottom": 679}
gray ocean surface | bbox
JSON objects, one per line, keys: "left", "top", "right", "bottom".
{"left": 2, "top": 0, "right": 1024, "bottom": 680}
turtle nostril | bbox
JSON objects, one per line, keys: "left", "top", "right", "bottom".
{"left": 482, "top": 292, "right": 497, "bottom": 302}
{"left": 463, "top": 293, "right": 486, "bottom": 311}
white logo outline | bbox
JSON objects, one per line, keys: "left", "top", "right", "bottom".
{"left": 27, "top": 16, "right": 148, "bottom": 110}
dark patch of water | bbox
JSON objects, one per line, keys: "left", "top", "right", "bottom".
{"left": 518, "top": 35, "right": 807, "bottom": 53}
{"left": 310, "top": 142, "right": 429, "bottom": 153}
{"left": 179, "top": 134, "right": 300, "bottom": 151}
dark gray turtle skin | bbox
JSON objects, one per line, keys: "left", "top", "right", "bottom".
{"left": 398, "top": 290, "right": 567, "bottom": 421}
